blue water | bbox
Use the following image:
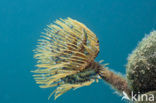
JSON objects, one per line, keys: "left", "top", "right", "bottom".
{"left": 0, "top": 0, "right": 156, "bottom": 103}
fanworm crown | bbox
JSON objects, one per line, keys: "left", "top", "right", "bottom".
{"left": 32, "top": 18, "right": 101, "bottom": 99}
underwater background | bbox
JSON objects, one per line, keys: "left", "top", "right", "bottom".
{"left": 0, "top": 0, "right": 156, "bottom": 103}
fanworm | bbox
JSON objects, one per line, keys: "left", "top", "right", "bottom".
{"left": 32, "top": 17, "right": 156, "bottom": 102}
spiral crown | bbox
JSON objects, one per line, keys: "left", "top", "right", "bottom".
{"left": 32, "top": 18, "right": 100, "bottom": 99}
